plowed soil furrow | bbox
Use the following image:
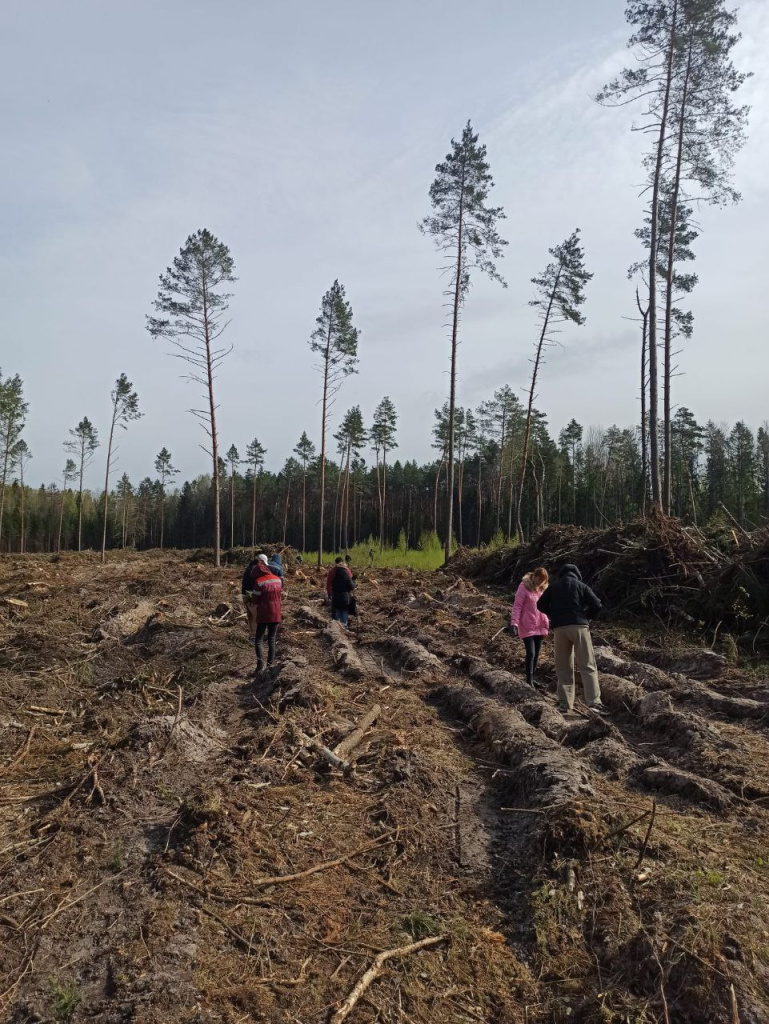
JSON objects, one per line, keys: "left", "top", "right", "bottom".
{"left": 2, "top": 555, "right": 769, "bottom": 1024}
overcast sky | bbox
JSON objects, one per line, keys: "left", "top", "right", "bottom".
{"left": 3, "top": 0, "right": 767, "bottom": 489}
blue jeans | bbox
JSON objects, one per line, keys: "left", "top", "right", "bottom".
{"left": 332, "top": 608, "right": 349, "bottom": 628}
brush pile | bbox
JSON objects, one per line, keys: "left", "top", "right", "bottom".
{"left": 449, "top": 510, "right": 769, "bottom": 637}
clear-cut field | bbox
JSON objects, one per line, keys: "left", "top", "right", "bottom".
{"left": 1, "top": 552, "right": 768, "bottom": 1023}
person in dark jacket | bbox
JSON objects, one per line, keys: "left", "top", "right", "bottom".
{"left": 329, "top": 557, "right": 355, "bottom": 627}
{"left": 242, "top": 554, "right": 283, "bottom": 670}
{"left": 537, "top": 564, "right": 608, "bottom": 716}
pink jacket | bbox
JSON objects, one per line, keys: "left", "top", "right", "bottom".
{"left": 510, "top": 578, "right": 549, "bottom": 638}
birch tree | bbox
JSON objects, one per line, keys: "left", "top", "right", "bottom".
{"left": 419, "top": 122, "right": 507, "bottom": 562}
{"left": 148, "top": 229, "right": 236, "bottom": 566}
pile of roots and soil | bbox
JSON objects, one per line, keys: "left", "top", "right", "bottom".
{"left": 449, "top": 510, "right": 769, "bottom": 635}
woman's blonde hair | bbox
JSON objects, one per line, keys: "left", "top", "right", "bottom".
{"left": 531, "top": 566, "right": 549, "bottom": 588}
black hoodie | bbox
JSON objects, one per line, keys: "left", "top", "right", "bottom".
{"left": 536, "top": 564, "right": 602, "bottom": 629}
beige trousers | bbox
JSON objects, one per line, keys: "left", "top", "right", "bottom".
{"left": 242, "top": 594, "right": 257, "bottom": 639}
{"left": 553, "top": 625, "right": 601, "bottom": 710}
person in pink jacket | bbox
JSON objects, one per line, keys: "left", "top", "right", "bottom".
{"left": 510, "top": 567, "right": 550, "bottom": 688}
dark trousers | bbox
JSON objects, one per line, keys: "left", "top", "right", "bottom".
{"left": 523, "top": 635, "right": 544, "bottom": 686}
{"left": 255, "top": 622, "right": 278, "bottom": 667}
{"left": 332, "top": 608, "right": 349, "bottom": 627}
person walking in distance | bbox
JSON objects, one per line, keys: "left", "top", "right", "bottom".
{"left": 509, "top": 567, "right": 549, "bottom": 688}
{"left": 241, "top": 553, "right": 283, "bottom": 671}
{"left": 327, "top": 556, "right": 355, "bottom": 628}
{"left": 537, "top": 564, "right": 609, "bottom": 716}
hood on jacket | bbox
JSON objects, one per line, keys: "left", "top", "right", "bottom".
{"left": 560, "top": 563, "right": 582, "bottom": 581}
{"left": 522, "top": 573, "right": 544, "bottom": 592}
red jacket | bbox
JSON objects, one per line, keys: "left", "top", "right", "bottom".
{"left": 326, "top": 564, "right": 352, "bottom": 597}
{"left": 249, "top": 566, "right": 283, "bottom": 624}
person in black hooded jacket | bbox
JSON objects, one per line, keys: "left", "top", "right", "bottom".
{"left": 537, "top": 564, "right": 608, "bottom": 716}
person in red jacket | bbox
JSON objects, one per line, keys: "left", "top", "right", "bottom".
{"left": 242, "top": 554, "right": 283, "bottom": 671}
{"left": 326, "top": 556, "right": 352, "bottom": 600}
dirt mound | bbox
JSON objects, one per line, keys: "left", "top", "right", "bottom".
{"left": 449, "top": 511, "right": 769, "bottom": 638}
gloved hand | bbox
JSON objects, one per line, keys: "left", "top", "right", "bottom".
{"left": 508, "top": 624, "right": 519, "bottom": 638}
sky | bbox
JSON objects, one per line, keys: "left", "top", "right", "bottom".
{"left": 2, "top": 0, "right": 768, "bottom": 490}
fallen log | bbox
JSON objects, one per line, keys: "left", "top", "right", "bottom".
{"left": 331, "top": 935, "right": 448, "bottom": 1024}
{"left": 333, "top": 704, "right": 382, "bottom": 760}
{"left": 298, "top": 730, "right": 353, "bottom": 776}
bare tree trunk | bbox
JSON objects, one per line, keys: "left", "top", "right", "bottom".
{"left": 457, "top": 458, "right": 464, "bottom": 545}
{"left": 445, "top": 241, "right": 463, "bottom": 563}
{"left": 159, "top": 472, "right": 166, "bottom": 550}
{"left": 317, "top": 325, "right": 333, "bottom": 566}
{"left": 57, "top": 486, "right": 66, "bottom": 553}
{"left": 374, "top": 450, "right": 383, "bottom": 550}
{"left": 198, "top": 268, "right": 222, "bottom": 567}
{"left": 230, "top": 468, "right": 235, "bottom": 550}
{"left": 100, "top": 404, "right": 118, "bottom": 563}
{"left": 251, "top": 467, "right": 257, "bottom": 548}
{"left": 663, "top": 29, "right": 694, "bottom": 514}
{"left": 77, "top": 460, "right": 84, "bottom": 552}
{"left": 380, "top": 449, "right": 388, "bottom": 551}
{"left": 638, "top": 289, "right": 650, "bottom": 517}
{"left": 507, "top": 446, "right": 515, "bottom": 539}
{"left": 648, "top": 0, "right": 679, "bottom": 509}
{"left": 516, "top": 269, "right": 561, "bottom": 543}
{"left": 433, "top": 456, "right": 445, "bottom": 533}
{"left": 19, "top": 460, "right": 25, "bottom": 554}
{"left": 332, "top": 459, "right": 342, "bottom": 553}
{"left": 282, "top": 477, "right": 291, "bottom": 545}
{"left": 445, "top": 167, "right": 466, "bottom": 563}
{"left": 496, "top": 409, "right": 507, "bottom": 531}
{"left": 301, "top": 464, "right": 307, "bottom": 552}
{"left": 476, "top": 454, "right": 482, "bottom": 547}
{"left": 0, "top": 421, "right": 14, "bottom": 549}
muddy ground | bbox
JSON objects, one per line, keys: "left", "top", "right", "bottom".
{"left": 1, "top": 553, "right": 769, "bottom": 1024}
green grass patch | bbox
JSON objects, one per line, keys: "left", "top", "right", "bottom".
{"left": 302, "top": 540, "right": 446, "bottom": 572}
{"left": 50, "top": 978, "right": 80, "bottom": 1022}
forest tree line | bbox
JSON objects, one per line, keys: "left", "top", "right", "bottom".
{"left": 1, "top": 364, "right": 767, "bottom": 555}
